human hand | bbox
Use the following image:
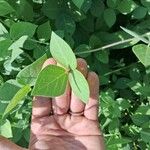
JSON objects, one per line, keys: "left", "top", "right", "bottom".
{"left": 29, "top": 58, "right": 104, "bottom": 150}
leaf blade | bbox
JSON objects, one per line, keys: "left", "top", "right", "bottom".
{"left": 69, "top": 70, "right": 89, "bottom": 103}
{"left": 0, "top": 0, "right": 15, "bottom": 17}
{"left": 132, "top": 44, "right": 150, "bottom": 67}
{"left": 50, "top": 31, "right": 77, "bottom": 70}
{"left": 72, "top": 0, "right": 84, "bottom": 9}
{"left": 10, "top": 22, "right": 37, "bottom": 40}
{"left": 32, "top": 65, "right": 68, "bottom": 97}
{"left": 3, "top": 85, "right": 31, "bottom": 117}
{"left": 17, "top": 54, "right": 47, "bottom": 86}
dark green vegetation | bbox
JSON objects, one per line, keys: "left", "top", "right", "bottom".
{"left": 0, "top": 0, "right": 150, "bottom": 149}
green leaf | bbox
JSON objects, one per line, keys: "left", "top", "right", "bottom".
{"left": 32, "top": 65, "right": 68, "bottom": 97}
{"left": 95, "top": 50, "right": 109, "bottom": 64}
{"left": 55, "top": 14, "right": 76, "bottom": 35}
{"left": 121, "top": 26, "right": 149, "bottom": 44}
{"left": 132, "top": 44, "right": 150, "bottom": 67}
{"left": 137, "top": 86, "right": 150, "bottom": 97}
{"left": 117, "top": 0, "right": 137, "bottom": 15}
{"left": 0, "top": 75, "right": 3, "bottom": 86}
{"left": 69, "top": 70, "right": 89, "bottom": 103}
{"left": 79, "top": 14, "right": 94, "bottom": 32}
{"left": 131, "top": 114, "right": 149, "bottom": 126}
{"left": 72, "top": 0, "right": 84, "bottom": 9}
{"left": 17, "top": 54, "right": 47, "bottom": 86}
{"left": 3, "top": 36, "right": 28, "bottom": 74}
{"left": 42, "top": 0, "right": 62, "bottom": 19}
{"left": 0, "top": 119, "right": 12, "bottom": 138}
{"left": 107, "top": 0, "right": 117, "bottom": 8}
{"left": 0, "top": 0, "right": 15, "bottom": 16}
{"left": 10, "top": 22, "right": 37, "bottom": 40}
{"left": 23, "top": 127, "right": 30, "bottom": 143}
{"left": 107, "top": 137, "right": 132, "bottom": 146}
{"left": 17, "top": 0, "right": 34, "bottom": 21}
{"left": 135, "top": 105, "right": 150, "bottom": 115}
{"left": 0, "top": 80, "right": 21, "bottom": 102}
{"left": 33, "top": 44, "right": 47, "bottom": 59}
{"left": 90, "top": 0, "right": 105, "bottom": 18}
{"left": 0, "top": 102, "right": 7, "bottom": 115}
{"left": 81, "top": 0, "right": 92, "bottom": 13}
{"left": 0, "top": 39, "right": 12, "bottom": 61}
{"left": 141, "top": 0, "right": 150, "bottom": 8}
{"left": 3, "top": 85, "right": 31, "bottom": 117}
{"left": 37, "top": 21, "right": 51, "bottom": 41}
{"left": 115, "top": 78, "right": 131, "bottom": 89}
{"left": 50, "top": 31, "right": 77, "bottom": 70}
{"left": 103, "top": 8, "right": 116, "bottom": 28}
{"left": 132, "top": 6, "right": 147, "bottom": 19}
{"left": 0, "top": 22, "right": 8, "bottom": 35}
{"left": 127, "top": 81, "right": 142, "bottom": 95}
{"left": 11, "top": 127, "right": 22, "bottom": 143}
{"left": 140, "top": 129, "right": 150, "bottom": 143}
{"left": 75, "top": 44, "right": 91, "bottom": 58}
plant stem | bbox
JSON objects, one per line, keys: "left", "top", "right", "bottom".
{"left": 75, "top": 32, "right": 150, "bottom": 55}
{"left": 104, "top": 61, "right": 140, "bottom": 76}
{"left": 30, "top": 39, "right": 49, "bottom": 46}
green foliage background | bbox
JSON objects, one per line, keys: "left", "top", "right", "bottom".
{"left": 0, "top": 0, "right": 150, "bottom": 149}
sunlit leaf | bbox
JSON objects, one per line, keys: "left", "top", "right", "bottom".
{"left": 69, "top": 70, "right": 89, "bottom": 103}
{"left": 4, "top": 36, "right": 28, "bottom": 73}
{"left": 132, "top": 44, "right": 150, "bottom": 67}
{"left": 50, "top": 31, "right": 77, "bottom": 70}
{"left": 3, "top": 85, "right": 31, "bottom": 117}
{"left": 17, "top": 54, "right": 47, "bottom": 86}
{"left": 32, "top": 65, "right": 68, "bottom": 97}
{"left": 0, "top": 119, "right": 12, "bottom": 138}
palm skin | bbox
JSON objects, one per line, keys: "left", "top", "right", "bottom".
{"left": 29, "top": 58, "right": 104, "bottom": 150}
{"left": 30, "top": 112, "right": 103, "bottom": 150}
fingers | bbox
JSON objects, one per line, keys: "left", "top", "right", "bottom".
{"left": 42, "top": 59, "right": 56, "bottom": 69}
{"left": 84, "top": 72, "right": 99, "bottom": 120}
{"left": 32, "top": 58, "right": 56, "bottom": 119}
{"left": 70, "top": 58, "right": 88, "bottom": 113}
{"left": 52, "top": 83, "right": 71, "bottom": 115}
